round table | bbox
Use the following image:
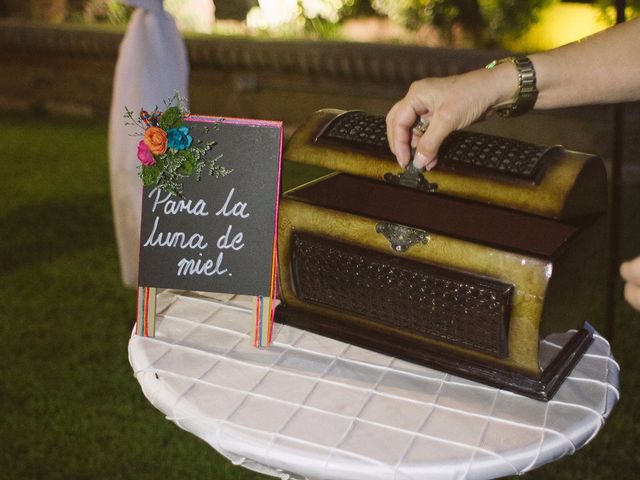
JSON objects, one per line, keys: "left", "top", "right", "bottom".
{"left": 129, "top": 290, "right": 619, "bottom": 480}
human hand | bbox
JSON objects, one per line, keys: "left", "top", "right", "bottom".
{"left": 620, "top": 256, "right": 640, "bottom": 310}
{"left": 386, "top": 64, "right": 518, "bottom": 169}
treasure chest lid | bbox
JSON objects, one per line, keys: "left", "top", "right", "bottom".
{"left": 284, "top": 109, "right": 607, "bottom": 220}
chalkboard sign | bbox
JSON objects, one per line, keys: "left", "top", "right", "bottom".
{"left": 136, "top": 115, "right": 283, "bottom": 345}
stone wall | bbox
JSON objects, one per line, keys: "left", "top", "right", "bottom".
{"left": 1, "top": 20, "right": 638, "bottom": 177}
{"left": 0, "top": 21, "right": 501, "bottom": 118}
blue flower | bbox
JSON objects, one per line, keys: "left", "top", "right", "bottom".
{"left": 167, "top": 126, "right": 193, "bottom": 151}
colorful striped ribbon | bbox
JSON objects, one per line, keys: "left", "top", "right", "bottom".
{"left": 254, "top": 247, "right": 278, "bottom": 348}
{"left": 136, "top": 287, "right": 157, "bottom": 337}
{"left": 253, "top": 124, "right": 283, "bottom": 348}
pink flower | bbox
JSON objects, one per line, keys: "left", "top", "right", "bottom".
{"left": 137, "top": 140, "right": 155, "bottom": 166}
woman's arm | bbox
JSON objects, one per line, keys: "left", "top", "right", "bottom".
{"left": 386, "top": 18, "right": 640, "bottom": 312}
{"left": 532, "top": 18, "right": 640, "bottom": 109}
{"left": 386, "top": 17, "right": 640, "bottom": 170}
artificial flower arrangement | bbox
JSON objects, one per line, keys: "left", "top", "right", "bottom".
{"left": 125, "top": 94, "right": 231, "bottom": 197}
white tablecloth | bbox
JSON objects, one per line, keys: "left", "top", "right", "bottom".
{"left": 129, "top": 290, "right": 619, "bottom": 480}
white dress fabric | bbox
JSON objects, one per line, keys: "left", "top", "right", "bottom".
{"left": 129, "top": 290, "right": 619, "bottom": 480}
{"left": 108, "top": 0, "right": 189, "bottom": 288}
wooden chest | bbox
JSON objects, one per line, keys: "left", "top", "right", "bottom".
{"left": 276, "top": 109, "right": 607, "bottom": 400}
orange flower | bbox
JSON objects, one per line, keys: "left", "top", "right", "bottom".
{"left": 143, "top": 126, "right": 168, "bottom": 155}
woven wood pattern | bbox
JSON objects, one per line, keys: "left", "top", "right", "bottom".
{"left": 291, "top": 233, "right": 513, "bottom": 357}
{"left": 319, "top": 111, "right": 553, "bottom": 182}
{"left": 438, "top": 131, "right": 552, "bottom": 182}
{"left": 322, "top": 111, "right": 389, "bottom": 149}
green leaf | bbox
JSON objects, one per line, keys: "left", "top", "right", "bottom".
{"left": 159, "top": 106, "right": 183, "bottom": 130}
{"left": 178, "top": 158, "right": 195, "bottom": 176}
{"left": 139, "top": 162, "right": 163, "bottom": 186}
{"left": 180, "top": 148, "right": 195, "bottom": 163}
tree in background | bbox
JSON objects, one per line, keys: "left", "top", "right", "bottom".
{"left": 252, "top": 0, "right": 556, "bottom": 47}
{"left": 6, "top": 1, "right": 637, "bottom": 48}
{"left": 371, "top": 0, "right": 554, "bottom": 47}
{"left": 595, "top": 0, "right": 640, "bottom": 23}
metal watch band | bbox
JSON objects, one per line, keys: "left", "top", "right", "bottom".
{"left": 486, "top": 56, "right": 538, "bottom": 117}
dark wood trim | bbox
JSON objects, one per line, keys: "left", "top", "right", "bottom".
{"left": 286, "top": 173, "right": 580, "bottom": 257}
{"left": 275, "top": 306, "right": 593, "bottom": 401}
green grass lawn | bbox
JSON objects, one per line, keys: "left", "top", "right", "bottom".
{"left": 0, "top": 112, "right": 638, "bottom": 479}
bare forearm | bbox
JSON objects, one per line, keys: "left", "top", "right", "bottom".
{"left": 531, "top": 17, "right": 640, "bottom": 108}
{"left": 387, "top": 17, "right": 640, "bottom": 169}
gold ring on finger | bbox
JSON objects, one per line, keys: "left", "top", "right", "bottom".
{"left": 413, "top": 118, "right": 429, "bottom": 135}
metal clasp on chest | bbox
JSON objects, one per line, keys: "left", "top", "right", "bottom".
{"left": 384, "top": 161, "right": 438, "bottom": 192}
{"left": 376, "top": 222, "right": 429, "bottom": 253}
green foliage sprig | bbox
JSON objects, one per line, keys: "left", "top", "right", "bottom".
{"left": 124, "top": 94, "right": 232, "bottom": 197}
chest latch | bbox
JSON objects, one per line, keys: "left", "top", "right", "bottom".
{"left": 376, "top": 222, "right": 430, "bottom": 253}
{"left": 384, "top": 161, "right": 438, "bottom": 192}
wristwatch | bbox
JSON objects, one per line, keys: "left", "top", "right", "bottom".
{"left": 486, "top": 56, "right": 538, "bottom": 117}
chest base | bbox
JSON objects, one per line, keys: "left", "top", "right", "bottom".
{"left": 275, "top": 306, "right": 593, "bottom": 401}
